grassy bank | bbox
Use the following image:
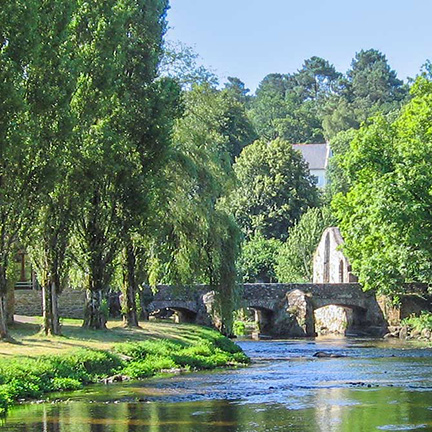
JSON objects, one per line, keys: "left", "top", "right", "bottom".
{"left": 0, "top": 317, "right": 249, "bottom": 415}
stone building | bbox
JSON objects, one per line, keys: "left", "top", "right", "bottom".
{"left": 313, "top": 227, "right": 357, "bottom": 284}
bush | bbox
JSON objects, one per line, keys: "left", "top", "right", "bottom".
{"left": 0, "top": 386, "right": 12, "bottom": 416}
{"left": 51, "top": 377, "right": 82, "bottom": 391}
{"left": 233, "top": 320, "right": 246, "bottom": 336}
{"left": 115, "top": 339, "right": 183, "bottom": 360}
{"left": 402, "top": 312, "right": 432, "bottom": 332}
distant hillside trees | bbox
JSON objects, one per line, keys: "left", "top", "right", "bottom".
{"left": 248, "top": 49, "right": 408, "bottom": 145}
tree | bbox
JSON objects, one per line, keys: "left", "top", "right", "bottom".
{"left": 333, "top": 77, "right": 432, "bottom": 294}
{"left": 276, "top": 207, "right": 335, "bottom": 283}
{"left": 250, "top": 58, "right": 342, "bottom": 143}
{"left": 224, "top": 77, "right": 251, "bottom": 105}
{"left": 116, "top": 78, "right": 181, "bottom": 328}
{"left": 322, "top": 49, "right": 408, "bottom": 139}
{"left": 23, "top": 0, "right": 78, "bottom": 336}
{"left": 228, "top": 138, "right": 319, "bottom": 240}
{"left": 325, "top": 129, "right": 357, "bottom": 201}
{"left": 289, "top": 56, "right": 342, "bottom": 102}
{"left": 255, "top": 73, "right": 290, "bottom": 98}
{"left": 0, "top": 0, "right": 39, "bottom": 339}
{"left": 160, "top": 40, "right": 218, "bottom": 89}
{"left": 147, "top": 84, "right": 244, "bottom": 334}
{"left": 109, "top": 0, "right": 181, "bottom": 328}
{"left": 347, "top": 49, "right": 406, "bottom": 107}
{"left": 238, "top": 233, "right": 281, "bottom": 283}
{"left": 68, "top": 0, "right": 172, "bottom": 329}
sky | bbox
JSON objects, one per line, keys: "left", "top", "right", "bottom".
{"left": 166, "top": 0, "right": 432, "bottom": 93}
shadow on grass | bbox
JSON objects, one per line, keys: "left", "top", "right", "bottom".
{"left": 4, "top": 316, "right": 230, "bottom": 357}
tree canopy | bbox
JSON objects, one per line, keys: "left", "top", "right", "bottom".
{"left": 333, "top": 77, "right": 432, "bottom": 294}
{"left": 228, "top": 138, "right": 319, "bottom": 240}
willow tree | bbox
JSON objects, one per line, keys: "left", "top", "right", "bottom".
{"left": 149, "top": 84, "right": 244, "bottom": 335}
{"left": 0, "top": 1, "right": 39, "bottom": 339}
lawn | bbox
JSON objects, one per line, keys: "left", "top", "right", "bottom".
{"left": 0, "top": 316, "right": 249, "bottom": 415}
{"left": 1, "top": 316, "right": 225, "bottom": 358}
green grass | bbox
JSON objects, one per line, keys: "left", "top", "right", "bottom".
{"left": 0, "top": 317, "right": 249, "bottom": 416}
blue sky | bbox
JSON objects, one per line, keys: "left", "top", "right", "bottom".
{"left": 166, "top": 0, "right": 432, "bottom": 93}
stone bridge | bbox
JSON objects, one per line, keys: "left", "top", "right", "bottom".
{"left": 146, "top": 283, "right": 390, "bottom": 337}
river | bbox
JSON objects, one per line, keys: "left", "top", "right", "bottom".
{"left": 2, "top": 337, "right": 432, "bottom": 431}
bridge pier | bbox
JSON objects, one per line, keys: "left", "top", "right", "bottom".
{"left": 284, "top": 289, "right": 316, "bottom": 337}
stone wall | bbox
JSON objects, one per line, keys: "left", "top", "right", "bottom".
{"left": 14, "top": 288, "right": 86, "bottom": 319}
{"left": 378, "top": 294, "right": 432, "bottom": 326}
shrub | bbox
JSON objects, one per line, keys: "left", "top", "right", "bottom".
{"left": 402, "top": 312, "right": 432, "bottom": 332}
{"left": 233, "top": 320, "right": 246, "bottom": 336}
{"left": 51, "top": 377, "right": 83, "bottom": 391}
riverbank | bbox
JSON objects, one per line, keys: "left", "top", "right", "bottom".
{"left": 0, "top": 317, "right": 249, "bottom": 415}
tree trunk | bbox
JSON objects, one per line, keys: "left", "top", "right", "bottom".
{"left": 0, "top": 267, "right": 9, "bottom": 340}
{"left": 83, "top": 289, "right": 106, "bottom": 329}
{"left": 42, "top": 282, "right": 61, "bottom": 336}
{"left": 42, "top": 283, "right": 51, "bottom": 335}
{"left": 6, "top": 283, "right": 14, "bottom": 325}
{"left": 123, "top": 243, "right": 139, "bottom": 327}
{"left": 0, "top": 293, "right": 8, "bottom": 340}
{"left": 51, "top": 282, "right": 61, "bottom": 335}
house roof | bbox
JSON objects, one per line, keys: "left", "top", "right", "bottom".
{"left": 292, "top": 143, "right": 329, "bottom": 170}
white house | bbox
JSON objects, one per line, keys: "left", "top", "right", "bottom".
{"left": 292, "top": 143, "right": 331, "bottom": 188}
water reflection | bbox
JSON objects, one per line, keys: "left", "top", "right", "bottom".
{"left": 4, "top": 391, "right": 432, "bottom": 432}
{"left": 3, "top": 339, "right": 432, "bottom": 431}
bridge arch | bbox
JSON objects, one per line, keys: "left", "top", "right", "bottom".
{"left": 148, "top": 300, "right": 198, "bottom": 324}
{"left": 245, "top": 304, "right": 274, "bottom": 334}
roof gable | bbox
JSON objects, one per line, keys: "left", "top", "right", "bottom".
{"left": 292, "top": 143, "right": 329, "bottom": 170}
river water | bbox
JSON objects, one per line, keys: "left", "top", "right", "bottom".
{"left": 3, "top": 337, "right": 432, "bottom": 431}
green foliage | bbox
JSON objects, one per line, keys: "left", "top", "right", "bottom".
{"left": 114, "top": 339, "right": 183, "bottom": 359}
{"left": 144, "top": 84, "right": 246, "bottom": 334}
{"left": 0, "top": 0, "right": 41, "bottom": 336}
{"left": 333, "top": 77, "right": 432, "bottom": 293}
{"left": 322, "top": 49, "right": 408, "bottom": 139}
{"left": 276, "top": 207, "right": 335, "bottom": 283}
{"left": 238, "top": 233, "right": 281, "bottom": 282}
{"left": 401, "top": 312, "right": 432, "bottom": 332}
{"left": 51, "top": 377, "right": 82, "bottom": 391}
{"left": 249, "top": 57, "right": 342, "bottom": 143}
{"left": 115, "top": 334, "right": 247, "bottom": 374}
{"left": 325, "top": 129, "right": 358, "bottom": 200}
{"left": 0, "top": 348, "right": 123, "bottom": 414}
{"left": 233, "top": 320, "right": 247, "bottom": 336}
{"left": 347, "top": 49, "right": 406, "bottom": 107}
{"left": 160, "top": 40, "right": 219, "bottom": 89}
{"left": 228, "top": 138, "right": 319, "bottom": 240}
